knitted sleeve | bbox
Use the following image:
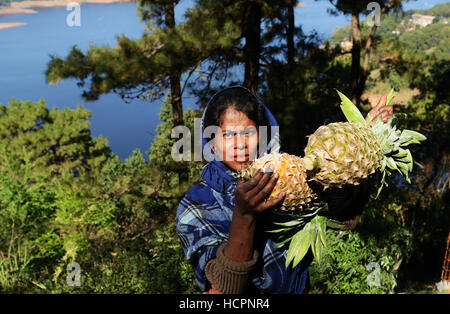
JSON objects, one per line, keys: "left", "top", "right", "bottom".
{"left": 205, "top": 242, "right": 259, "bottom": 294}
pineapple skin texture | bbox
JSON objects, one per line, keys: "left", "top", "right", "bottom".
{"left": 241, "top": 153, "right": 317, "bottom": 211}
{"left": 304, "top": 122, "right": 382, "bottom": 188}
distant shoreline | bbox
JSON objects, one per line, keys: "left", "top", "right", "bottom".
{"left": 0, "top": 21, "right": 27, "bottom": 29}
{"left": 0, "top": 0, "right": 134, "bottom": 29}
{"left": 0, "top": 0, "right": 133, "bottom": 16}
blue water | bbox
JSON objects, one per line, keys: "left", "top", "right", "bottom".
{"left": 0, "top": 3, "right": 157, "bottom": 161}
{"left": 0, "top": 0, "right": 447, "bottom": 160}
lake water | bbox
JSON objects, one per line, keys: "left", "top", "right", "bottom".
{"left": 0, "top": 0, "right": 447, "bottom": 160}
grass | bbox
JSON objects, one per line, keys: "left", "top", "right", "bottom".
{"left": 362, "top": 69, "right": 419, "bottom": 109}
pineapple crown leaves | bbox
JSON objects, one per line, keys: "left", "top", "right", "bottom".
{"left": 335, "top": 89, "right": 426, "bottom": 197}
{"left": 371, "top": 115, "right": 426, "bottom": 197}
{"left": 335, "top": 89, "right": 368, "bottom": 126}
{"left": 283, "top": 215, "right": 347, "bottom": 268}
{"left": 267, "top": 202, "right": 349, "bottom": 268}
{"left": 268, "top": 203, "right": 326, "bottom": 239}
{"left": 285, "top": 215, "right": 327, "bottom": 268}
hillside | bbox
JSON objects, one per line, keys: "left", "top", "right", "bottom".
{"left": 328, "top": 2, "right": 450, "bottom": 45}
{"left": 415, "top": 2, "right": 450, "bottom": 17}
{"left": 324, "top": 2, "right": 450, "bottom": 107}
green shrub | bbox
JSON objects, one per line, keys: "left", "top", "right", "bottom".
{"left": 310, "top": 206, "right": 413, "bottom": 294}
{"left": 0, "top": 98, "right": 201, "bottom": 293}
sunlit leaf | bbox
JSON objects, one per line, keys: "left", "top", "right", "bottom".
{"left": 400, "top": 129, "right": 427, "bottom": 145}
{"left": 336, "top": 89, "right": 367, "bottom": 125}
{"left": 386, "top": 88, "right": 396, "bottom": 106}
{"left": 406, "top": 150, "right": 413, "bottom": 172}
{"left": 385, "top": 157, "right": 398, "bottom": 170}
{"left": 286, "top": 227, "right": 311, "bottom": 268}
{"left": 273, "top": 220, "right": 303, "bottom": 227}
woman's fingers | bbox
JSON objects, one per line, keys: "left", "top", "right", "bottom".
{"left": 376, "top": 94, "right": 387, "bottom": 108}
{"left": 367, "top": 95, "right": 394, "bottom": 125}
{"left": 380, "top": 106, "right": 394, "bottom": 122}
{"left": 373, "top": 106, "right": 394, "bottom": 123}
{"left": 236, "top": 165, "right": 285, "bottom": 213}
{"left": 260, "top": 190, "right": 286, "bottom": 211}
{"left": 239, "top": 165, "right": 275, "bottom": 192}
{"left": 252, "top": 172, "right": 280, "bottom": 207}
{"left": 239, "top": 168, "right": 264, "bottom": 192}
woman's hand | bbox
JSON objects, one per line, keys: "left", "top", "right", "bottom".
{"left": 234, "top": 167, "right": 285, "bottom": 217}
{"left": 225, "top": 167, "right": 285, "bottom": 262}
{"left": 365, "top": 95, "right": 394, "bottom": 126}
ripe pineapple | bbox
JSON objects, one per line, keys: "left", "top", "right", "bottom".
{"left": 303, "top": 90, "right": 427, "bottom": 197}
{"left": 241, "top": 89, "right": 426, "bottom": 268}
{"left": 303, "top": 122, "right": 382, "bottom": 188}
{"left": 241, "top": 153, "right": 317, "bottom": 211}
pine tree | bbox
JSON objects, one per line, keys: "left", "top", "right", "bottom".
{"left": 0, "top": 99, "right": 111, "bottom": 180}
{"left": 184, "top": 0, "right": 307, "bottom": 97}
{"left": 46, "top": 0, "right": 203, "bottom": 127}
{"left": 46, "top": 0, "right": 313, "bottom": 118}
{"left": 139, "top": 0, "right": 184, "bottom": 126}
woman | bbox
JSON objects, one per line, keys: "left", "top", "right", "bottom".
{"left": 176, "top": 86, "right": 393, "bottom": 294}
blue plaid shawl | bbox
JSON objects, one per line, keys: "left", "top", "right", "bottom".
{"left": 176, "top": 160, "right": 312, "bottom": 294}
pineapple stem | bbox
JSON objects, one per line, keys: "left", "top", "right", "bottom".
{"left": 303, "top": 154, "right": 319, "bottom": 171}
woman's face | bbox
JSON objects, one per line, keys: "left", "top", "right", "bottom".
{"left": 213, "top": 107, "right": 259, "bottom": 171}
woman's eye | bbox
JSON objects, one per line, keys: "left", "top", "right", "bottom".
{"left": 224, "top": 132, "right": 234, "bottom": 138}
{"left": 245, "top": 129, "right": 256, "bottom": 136}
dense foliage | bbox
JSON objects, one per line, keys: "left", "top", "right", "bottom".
{"left": 0, "top": 97, "right": 202, "bottom": 293}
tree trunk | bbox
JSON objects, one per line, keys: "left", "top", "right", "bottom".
{"left": 287, "top": 1, "right": 295, "bottom": 67}
{"left": 350, "top": 10, "right": 361, "bottom": 105}
{"left": 348, "top": 3, "right": 394, "bottom": 106}
{"left": 165, "top": 1, "right": 186, "bottom": 186}
{"left": 169, "top": 71, "right": 183, "bottom": 127}
{"left": 355, "top": 23, "right": 378, "bottom": 105}
{"left": 164, "top": 2, "right": 184, "bottom": 127}
{"left": 243, "top": 0, "right": 262, "bottom": 94}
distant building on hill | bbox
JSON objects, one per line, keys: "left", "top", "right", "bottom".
{"left": 411, "top": 13, "right": 435, "bottom": 27}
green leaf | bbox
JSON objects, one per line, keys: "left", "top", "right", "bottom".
{"left": 380, "top": 158, "right": 386, "bottom": 172}
{"left": 314, "top": 230, "right": 323, "bottom": 263}
{"left": 376, "top": 184, "right": 383, "bottom": 199}
{"left": 309, "top": 225, "right": 317, "bottom": 258}
{"left": 286, "top": 227, "right": 311, "bottom": 268}
{"left": 273, "top": 220, "right": 304, "bottom": 228}
{"left": 385, "top": 157, "right": 398, "bottom": 171}
{"left": 336, "top": 89, "right": 368, "bottom": 125}
{"left": 326, "top": 218, "right": 345, "bottom": 230}
{"left": 399, "top": 129, "right": 427, "bottom": 145}
{"left": 386, "top": 89, "right": 397, "bottom": 106}
{"left": 405, "top": 174, "right": 411, "bottom": 184}
{"left": 376, "top": 170, "right": 387, "bottom": 198}
{"left": 397, "top": 161, "right": 410, "bottom": 178}
{"left": 406, "top": 150, "right": 413, "bottom": 172}
{"left": 393, "top": 148, "right": 408, "bottom": 159}
{"left": 318, "top": 216, "right": 327, "bottom": 248}
{"left": 274, "top": 235, "right": 294, "bottom": 247}
{"left": 266, "top": 228, "right": 291, "bottom": 234}
{"left": 398, "top": 154, "right": 412, "bottom": 164}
